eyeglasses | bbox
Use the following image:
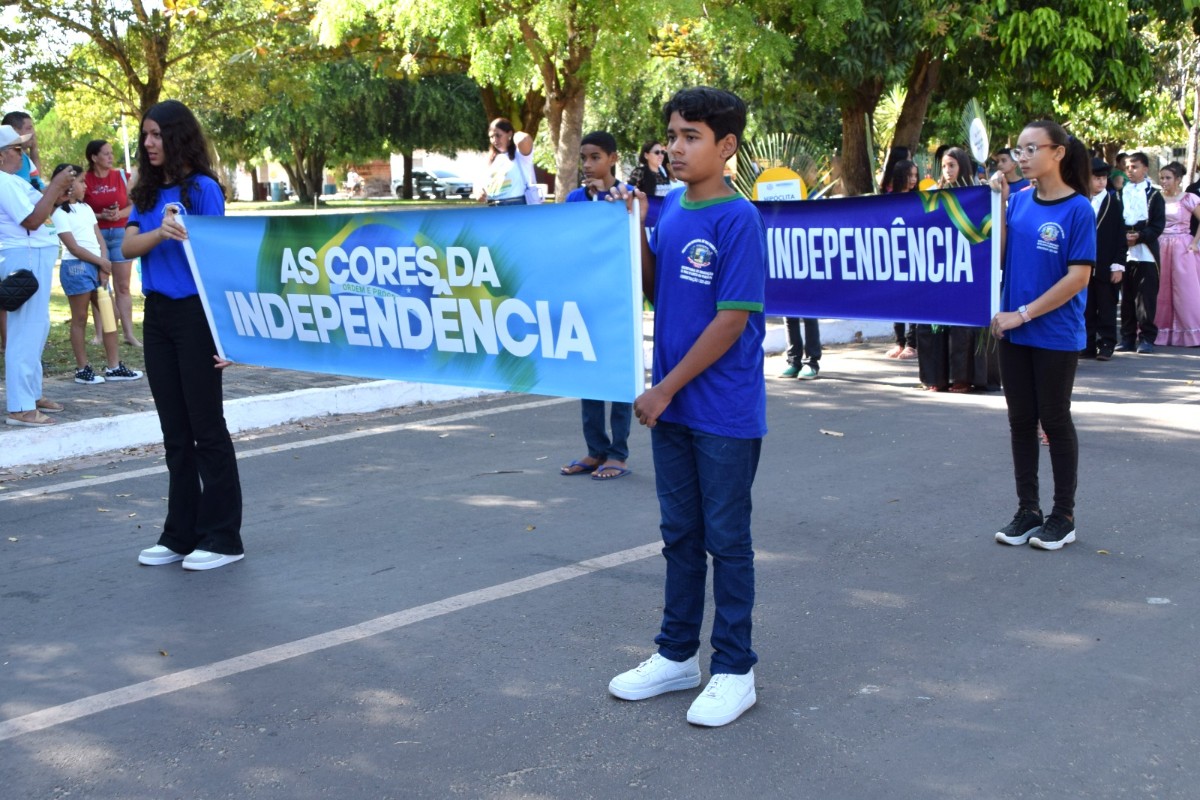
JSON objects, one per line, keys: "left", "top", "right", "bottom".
{"left": 1010, "top": 143, "right": 1059, "bottom": 160}
{"left": 1, "top": 145, "right": 21, "bottom": 153}
{"left": 650, "top": 149, "right": 665, "bottom": 156}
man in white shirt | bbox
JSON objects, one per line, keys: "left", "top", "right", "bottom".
{"left": 1118, "top": 152, "right": 1165, "bottom": 354}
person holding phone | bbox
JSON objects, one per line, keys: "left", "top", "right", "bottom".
{"left": 84, "top": 138, "right": 141, "bottom": 347}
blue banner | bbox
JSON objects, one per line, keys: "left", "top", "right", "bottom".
{"left": 183, "top": 203, "right": 644, "bottom": 402}
{"left": 758, "top": 186, "right": 1000, "bottom": 325}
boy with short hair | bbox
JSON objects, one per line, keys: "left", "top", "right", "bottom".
{"left": 994, "top": 150, "right": 1029, "bottom": 193}
{"left": 559, "top": 131, "right": 634, "bottom": 481}
{"left": 1083, "top": 158, "right": 1126, "bottom": 360}
{"left": 608, "top": 87, "right": 767, "bottom": 727}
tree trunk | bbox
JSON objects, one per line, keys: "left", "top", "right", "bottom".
{"left": 1188, "top": 83, "right": 1199, "bottom": 185}
{"left": 840, "top": 84, "right": 883, "bottom": 196}
{"left": 400, "top": 150, "right": 415, "bottom": 200}
{"left": 892, "top": 51, "right": 941, "bottom": 157}
{"left": 479, "top": 85, "right": 545, "bottom": 141}
{"left": 546, "top": 82, "right": 586, "bottom": 201}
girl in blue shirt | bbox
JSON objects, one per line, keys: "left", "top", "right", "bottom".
{"left": 122, "top": 100, "right": 245, "bottom": 572}
{"left": 989, "top": 120, "right": 1094, "bottom": 551}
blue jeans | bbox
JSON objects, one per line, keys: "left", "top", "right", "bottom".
{"left": 581, "top": 400, "right": 632, "bottom": 462}
{"left": 652, "top": 421, "right": 761, "bottom": 675}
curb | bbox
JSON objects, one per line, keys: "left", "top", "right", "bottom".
{"left": 2, "top": 318, "right": 892, "bottom": 470}
{"left": 1, "top": 381, "right": 492, "bottom": 471}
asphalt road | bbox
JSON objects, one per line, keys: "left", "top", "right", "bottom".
{"left": 2, "top": 343, "right": 1199, "bottom": 800}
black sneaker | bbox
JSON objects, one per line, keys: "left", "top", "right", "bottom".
{"left": 995, "top": 507, "right": 1044, "bottom": 546}
{"left": 104, "top": 362, "right": 143, "bottom": 381}
{"left": 1029, "top": 513, "right": 1076, "bottom": 550}
{"left": 74, "top": 365, "right": 105, "bottom": 385}
{"left": 1096, "top": 346, "right": 1113, "bottom": 361}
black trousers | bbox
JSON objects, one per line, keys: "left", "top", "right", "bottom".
{"left": 1120, "top": 260, "right": 1159, "bottom": 344}
{"left": 998, "top": 340, "right": 1079, "bottom": 518}
{"left": 785, "top": 317, "right": 821, "bottom": 365}
{"left": 916, "top": 325, "right": 948, "bottom": 388}
{"left": 1084, "top": 276, "right": 1120, "bottom": 351}
{"left": 144, "top": 294, "right": 244, "bottom": 555}
{"left": 892, "top": 322, "right": 916, "bottom": 348}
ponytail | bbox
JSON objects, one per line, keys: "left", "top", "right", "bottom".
{"left": 1024, "top": 120, "right": 1089, "bottom": 197}
{"left": 1060, "top": 135, "right": 1090, "bottom": 198}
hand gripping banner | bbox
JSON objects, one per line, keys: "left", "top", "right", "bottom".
{"left": 182, "top": 203, "right": 645, "bottom": 402}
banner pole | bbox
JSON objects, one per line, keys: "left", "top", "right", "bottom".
{"left": 629, "top": 199, "right": 645, "bottom": 401}
{"left": 990, "top": 188, "right": 1001, "bottom": 319}
{"left": 172, "top": 206, "right": 229, "bottom": 362}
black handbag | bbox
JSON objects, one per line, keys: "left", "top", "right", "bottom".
{"left": 0, "top": 268, "right": 39, "bottom": 312}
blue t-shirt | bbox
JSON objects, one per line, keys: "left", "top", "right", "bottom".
{"left": 1008, "top": 177, "right": 1031, "bottom": 193}
{"left": 1002, "top": 189, "right": 1095, "bottom": 351}
{"left": 127, "top": 175, "right": 224, "bottom": 299}
{"left": 649, "top": 188, "right": 767, "bottom": 438}
{"left": 564, "top": 182, "right": 633, "bottom": 203}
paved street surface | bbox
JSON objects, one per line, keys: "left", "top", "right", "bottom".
{"left": 2, "top": 342, "right": 1199, "bottom": 799}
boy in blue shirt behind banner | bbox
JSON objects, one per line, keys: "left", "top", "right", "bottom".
{"left": 560, "top": 130, "right": 635, "bottom": 481}
{"left": 607, "top": 87, "right": 767, "bottom": 727}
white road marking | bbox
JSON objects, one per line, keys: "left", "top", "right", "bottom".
{"left": 0, "top": 396, "right": 571, "bottom": 504}
{"left": 0, "top": 541, "right": 661, "bottom": 741}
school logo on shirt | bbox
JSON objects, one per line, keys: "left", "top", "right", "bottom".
{"left": 1036, "top": 222, "right": 1065, "bottom": 254}
{"left": 678, "top": 238, "right": 717, "bottom": 286}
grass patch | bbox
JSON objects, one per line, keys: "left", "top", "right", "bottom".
{"left": 1, "top": 272, "right": 146, "bottom": 380}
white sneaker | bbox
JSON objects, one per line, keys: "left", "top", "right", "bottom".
{"left": 608, "top": 653, "right": 701, "bottom": 700}
{"left": 138, "top": 544, "right": 185, "bottom": 565}
{"left": 686, "top": 670, "right": 756, "bottom": 727}
{"left": 181, "top": 550, "right": 245, "bottom": 571}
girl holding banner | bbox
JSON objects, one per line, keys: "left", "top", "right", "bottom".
{"left": 989, "top": 121, "right": 1093, "bottom": 552}
{"left": 122, "top": 99, "right": 245, "bottom": 572}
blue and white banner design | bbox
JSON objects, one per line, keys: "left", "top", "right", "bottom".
{"left": 183, "top": 203, "right": 644, "bottom": 402}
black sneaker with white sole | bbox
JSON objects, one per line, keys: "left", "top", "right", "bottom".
{"left": 74, "top": 365, "right": 105, "bottom": 385}
{"left": 995, "top": 507, "right": 1044, "bottom": 545}
{"left": 1029, "top": 513, "right": 1075, "bottom": 550}
{"left": 104, "top": 362, "right": 143, "bottom": 381}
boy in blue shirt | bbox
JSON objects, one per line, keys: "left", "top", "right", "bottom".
{"left": 607, "top": 87, "right": 767, "bottom": 727}
{"left": 559, "top": 131, "right": 634, "bottom": 481}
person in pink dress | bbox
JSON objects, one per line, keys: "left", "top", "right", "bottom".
{"left": 1153, "top": 162, "right": 1200, "bottom": 347}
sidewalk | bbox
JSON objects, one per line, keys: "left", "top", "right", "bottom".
{"left": 0, "top": 318, "right": 882, "bottom": 470}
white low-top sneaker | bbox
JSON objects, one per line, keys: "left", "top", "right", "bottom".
{"left": 181, "top": 550, "right": 245, "bottom": 571}
{"left": 138, "top": 544, "right": 185, "bottom": 565}
{"left": 608, "top": 653, "right": 701, "bottom": 700}
{"left": 686, "top": 670, "right": 756, "bottom": 727}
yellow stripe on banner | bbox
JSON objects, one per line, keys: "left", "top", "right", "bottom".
{"left": 917, "top": 189, "right": 990, "bottom": 245}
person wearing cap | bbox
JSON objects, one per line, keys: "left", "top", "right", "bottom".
{"left": 0, "top": 125, "right": 79, "bottom": 426}
{"left": 1083, "top": 158, "right": 1126, "bottom": 360}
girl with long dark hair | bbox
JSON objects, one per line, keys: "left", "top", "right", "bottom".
{"left": 990, "top": 120, "right": 1094, "bottom": 551}
{"left": 121, "top": 99, "right": 245, "bottom": 571}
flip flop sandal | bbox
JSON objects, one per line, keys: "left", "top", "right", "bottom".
{"left": 6, "top": 411, "right": 56, "bottom": 427}
{"left": 36, "top": 400, "right": 64, "bottom": 413}
{"left": 591, "top": 466, "right": 632, "bottom": 481}
{"left": 561, "top": 459, "right": 600, "bottom": 476}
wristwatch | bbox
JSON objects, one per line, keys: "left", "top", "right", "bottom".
{"left": 1017, "top": 305, "right": 1032, "bottom": 323}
